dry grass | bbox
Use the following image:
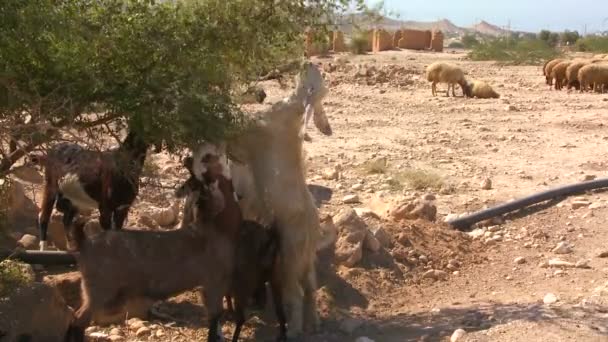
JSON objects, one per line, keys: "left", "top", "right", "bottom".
{"left": 394, "top": 169, "right": 444, "bottom": 190}
{"left": 361, "top": 158, "right": 388, "bottom": 174}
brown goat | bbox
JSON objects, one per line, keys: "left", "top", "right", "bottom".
{"left": 177, "top": 145, "right": 287, "bottom": 341}
{"left": 30, "top": 131, "right": 150, "bottom": 251}
{"left": 65, "top": 174, "right": 231, "bottom": 342}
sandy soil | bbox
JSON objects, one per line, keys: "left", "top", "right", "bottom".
{"left": 15, "top": 49, "right": 608, "bottom": 342}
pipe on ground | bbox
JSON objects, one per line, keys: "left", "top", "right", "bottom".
{"left": 1, "top": 250, "right": 76, "bottom": 265}
{"left": 448, "top": 177, "right": 608, "bottom": 231}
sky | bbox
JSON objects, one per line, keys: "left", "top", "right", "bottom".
{"left": 367, "top": 0, "right": 608, "bottom": 33}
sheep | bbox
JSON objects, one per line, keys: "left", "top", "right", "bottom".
{"left": 64, "top": 174, "right": 232, "bottom": 342}
{"left": 578, "top": 63, "right": 608, "bottom": 93}
{"left": 550, "top": 61, "right": 573, "bottom": 90}
{"left": 176, "top": 146, "right": 287, "bottom": 341}
{"left": 466, "top": 80, "right": 500, "bottom": 99}
{"left": 566, "top": 60, "right": 591, "bottom": 90}
{"left": 425, "top": 62, "right": 471, "bottom": 97}
{"left": 228, "top": 62, "right": 331, "bottom": 338}
{"left": 30, "top": 130, "right": 151, "bottom": 251}
{"left": 544, "top": 58, "right": 566, "bottom": 86}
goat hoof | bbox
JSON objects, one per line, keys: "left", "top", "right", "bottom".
{"left": 39, "top": 241, "right": 47, "bottom": 251}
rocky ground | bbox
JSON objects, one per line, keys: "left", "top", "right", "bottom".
{"left": 4, "top": 48, "right": 608, "bottom": 341}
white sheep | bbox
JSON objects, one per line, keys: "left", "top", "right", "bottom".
{"left": 229, "top": 62, "right": 330, "bottom": 338}
{"left": 467, "top": 80, "right": 500, "bottom": 99}
{"left": 425, "top": 62, "right": 471, "bottom": 97}
{"left": 578, "top": 63, "right": 608, "bottom": 93}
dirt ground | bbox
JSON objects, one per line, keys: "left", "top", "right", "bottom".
{"left": 16, "top": 48, "right": 608, "bottom": 341}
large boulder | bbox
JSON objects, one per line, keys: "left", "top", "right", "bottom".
{"left": 0, "top": 260, "right": 72, "bottom": 341}
{"left": 43, "top": 272, "right": 154, "bottom": 325}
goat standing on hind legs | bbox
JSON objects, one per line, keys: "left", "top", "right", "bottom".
{"left": 31, "top": 130, "right": 150, "bottom": 250}
{"left": 229, "top": 62, "right": 332, "bottom": 339}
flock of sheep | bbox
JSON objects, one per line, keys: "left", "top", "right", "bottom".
{"left": 543, "top": 54, "right": 608, "bottom": 92}
{"left": 425, "top": 54, "right": 608, "bottom": 99}
{"left": 425, "top": 62, "right": 500, "bottom": 99}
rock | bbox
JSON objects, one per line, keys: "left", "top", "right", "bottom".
{"left": 598, "top": 251, "right": 608, "bottom": 258}
{"left": 339, "top": 317, "right": 363, "bottom": 334}
{"left": 451, "top": 329, "right": 467, "bottom": 342}
{"left": 343, "top": 194, "right": 360, "bottom": 204}
{"left": 514, "top": 257, "right": 526, "bottom": 264}
{"left": 552, "top": 241, "right": 572, "bottom": 254}
{"left": 323, "top": 169, "right": 339, "bottom": 180}
{"left": 571, "top": 200, "right": 591, "bottom": 210}
{"left": 505, "top": 105, "right": 517, "bottom": 112}
{"left": 543, "top": 293, "right": 558, "bottom": 305}
{"left": 422, "top": 269, "right": 448, "bottom": 281}
{"left": 371, "top": 227, "right": 392, "bottom": 247}
{"left": 351, "top": 183, "right": 364, "bottom": 191}
{"left": 109, "top": 328, "right": 121, "bottom": 336}
{"left": 363, "top": 230, "right": 382, "bottom": 252}
{"left": 548, "top": 259, "right": 576, "bottom": 268}
{"left": 138, "top": 215, "right": 160, "bottom": 230}
{"left": 391, "top": 199, "right": 436, "bottom": 222}
{"left": 89, "top": 332, "right": 109, "bottom": 340}
{"left": 582, "top": 174, "right": 597, "bottom": 181}
{"left": 367, "top": 195, "right": 393, "bottom": 219}
{"left": 467, "top": 228, "right": 486, "bottom": 239}
{"left": 575, "top": 259, "right": 591, "bottom": 269}
{"left": 355, "top": 337, "right": 375, "bottom": 342}
{"left": 0, "top": 281, "right": 72, "bottom": 341}
{"left": 480, "top": 178, "right": 492, "bottom": 190}
{"left": 109, "top": 336, "right": 124, "bottom": 341}
{"left": 353, "top": 208, "right": 380, "bottom": 219}
{"left": 17, "top": 234, "right": 38, "bottom": 249}
{"left": 335, "top": 237, "right": 363, "bottom": 267}
{"left": 128, "top": 318, "right": 146, "bottom": 330}
{"left": 135, "top": 327, "right": 151, "bottom": 337}
{"left": 144, "top": 202, "right": 179, "bottom": 227}
{"left": 155, "top": 329, "right": 165, "bottom": 338}
{"left": 317, "top": 215, "right": 338, "bottom": 251}
{"left": 333, "top": 208, "right": 367, "bottom": 233}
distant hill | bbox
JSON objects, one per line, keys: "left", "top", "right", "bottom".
{"left": 337, "top": 15, "right": 521, "bottom": 38}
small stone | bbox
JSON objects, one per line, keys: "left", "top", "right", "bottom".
{"left": 422, "top": 269, "right": 448, "bottom": 281}
{"left": 128, "top": 318, "right": 146, "bottom": 330}
{"left": 371, "top": 227, "right": 392, "bottom": 247}
{"left": 514, "top": 257, "right": 526, "bottom": 264}
{"left": 89, "top": 332, "right": 109, "bottom": 339}
{"left": 480, "top": 178, "right": 492, "bottom": 190}
{"left": 582, "top": 174, "right": 597, "bottom": 181}
{"left": 571, "top": 201, "right": 591, "bottom": 210}
{"left": 543, "top": 293, "right": 558, "bottom": 305}
{"left": 109, "top": 328, "right": 121, "bottom": 336}
{"left": 363, "top": 230, "right": 382, "bottom": 252}
{"left": 467, "top": 228, "right": 486, "bottom": 239}
{"left": 552, "top": 241, "right": 572, "bottom": 254}
{"left": 351, "top": 183, "right": 364, "bottom": 191}
{"left": 339, "top": 318, "right": 363, "bottom": 334}
{"left": 323, "top": 169, "right": 339, "bottom": 180}
{"left": 343, "top": 194, "right": 360, "bottom": 204}
{"left": 598, "top": 251, "right": 608, "bottom": 258}
{"left": 155, "top": 330, "right": 165, "bottom": 338}
{"left": 135, "top": 327, "right": 151, "bottom": 337}
{"left": 548, "top": 259, "right": 576, "bottom": 268}
{"left": 575, "top": 259, "right": 591, "bottom": 269}
{"left": 505, "top": 105, "right": 517, "bottom": 112}
{"left": 450, "top": 329, "right": 467, "bottom": 342}
{"left": 355, "top": 337, "right": 375, "bottom": 342}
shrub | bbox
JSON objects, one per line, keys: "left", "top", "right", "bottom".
{"left": 349, "top": 31, "right": 370, "bottom": 54}
{"left": 576, "top": 35, "right": 608, "bottom": 53}
{"left": 448, "top": 42, "right": 465, "bottom": 49}
{"left": 469, "top": 37, "right": 560, "bottom": 65}
{"left": 0, "top": 260, "right": 34, "bottom": 297}
{"left": 461, "top": 34, "right": 480, "bottom": 48}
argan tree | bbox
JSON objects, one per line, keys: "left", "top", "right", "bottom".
{"left": 0, "top": 0, "right": 370, "bottom": 177}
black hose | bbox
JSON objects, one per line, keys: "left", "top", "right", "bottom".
{"left": 448, "top": 177, "right": 608, "bottom": 231}
{"left": 1, "top": 250, "right": 76, "bottom": 265}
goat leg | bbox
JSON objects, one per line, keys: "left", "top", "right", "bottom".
{"left": 230, "top": 301, "right": 246, "bottom": 342}
{"left": 61, "top": 202, "right": 78, "bottom": 251}
{"left": 64, "top": 300, "right": 92, "bottom": 342}
{"left": 112, "top": 206, "right": 130, "bottom": 230}
{"left": 271, "top": 277, "right": 287, "bottom": 342}
{"left": 38, "top": 178, "right": 58, "bottom": 251}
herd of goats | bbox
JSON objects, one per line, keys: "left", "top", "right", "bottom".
{"left": 27, "top": 62, "right": 329, "bottom": 342}
{"left": 19, "top": 52, "right": 608, "bottom": 342}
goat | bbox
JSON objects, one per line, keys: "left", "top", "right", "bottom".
{"left": 30, "top": 131, "right": 150, "bottom": 251}
{"left": 177, "top": 145, "right": 286, "bottom": 341}
{"left": 228, "top": 62, "right": 331, "bottom": 338}
{"left": 64, "top": 169, "right": 231, "bottom": 342}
